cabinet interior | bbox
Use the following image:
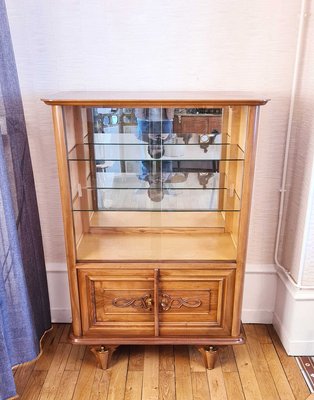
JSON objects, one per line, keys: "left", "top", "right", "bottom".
{"left": 64, "top": 105, "right": 248, "bottom": 262}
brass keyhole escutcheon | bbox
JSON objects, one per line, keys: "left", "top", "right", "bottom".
{"left": 144, "top": 294, "right": 153, "bottom": 311}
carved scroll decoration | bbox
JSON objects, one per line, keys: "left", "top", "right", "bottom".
{"left": 160, "top": 293, "right": 202, "bottom": 311}
{"left": 112, "top": 294, "right": 153, "bottom": 310}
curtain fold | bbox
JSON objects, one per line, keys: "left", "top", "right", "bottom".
{"left": 0, "top": 0, "right": 51, "bottom": 398}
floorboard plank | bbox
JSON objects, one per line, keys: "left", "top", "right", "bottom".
{"left": 244, "top": 325, "right": 280, "bottom": 400}
{"left": 14, "top": 363, "right": 36, "bottom": 397}
{"left": 129, "top": 346, "right": 144, "bottom": 372}
{"left": 189, "top": 346, "right": 206, "bottom": 372}
{"left": 54, "top": 370, "right": 79, "bottom": 400}
{"left": 20, "top": 371, "right": 47, "bottom": 400}
{"left": 206, "top": 355, "right": 228, "bottom": 400}
{"left": 191, "top": 371, "right": 211, "bottom": 400}
{"left": 65, "top": 345, "right": 86, "bottom": 371}
{"left": 59, "top": 324, "right": 71, "bottom": 343}
{"left": 38, "top": 343, "right": 72, "bottom": 400}
{"left": 254, "top": 324, "right": 272, "bottom": 344}
{"left": 160, "top": 346, "right": 175, "bottom": 372}
{"left": 261, "top": 343, "right": 295, "bottom": 400}
{"left": 219, "top": 346, "right": 238, "bottom": 373}
{"left": 89, "top": 369, "right": 111, "bottom": 400}
{"left": 268, "top": 325, "right": 311, "bottom": 400}
{"left": 174, "top": 346, "right": 193, "bottom": 400}
{"left": 222, "top": 371, "right": 245, "bottom": 400}
{"left": 72, "top": 347, "right": 98, "bottom": 400}
{"left": 107, "top": 347, "right": 129, "bottom": 400}
{"left": 233, "top": 344, "right": 263, "bottom": 400}
{"left": 124, "top": 370, "right": 143, "bottom": 400}
{"left": 34, "top": 325, "right": 64, "bottom": 372}
{"left": 159, "top": 370, "right": 175, "bottom": 400}
{"left": 142, "top": 346, "right": 159, "bottom": 400}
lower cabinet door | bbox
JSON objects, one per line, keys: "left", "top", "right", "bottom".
{"left": 78, "top": 269, "right": 155, "bottom": 336}
{"left": 78, "top": 267, "right": 235, "bottom": 338}
{"left": 159, "top": 269, "right": 235, "bottom": 336}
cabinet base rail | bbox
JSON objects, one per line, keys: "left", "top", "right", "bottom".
{"left": 69, "top": 332, "right": 245, "bottom": 346}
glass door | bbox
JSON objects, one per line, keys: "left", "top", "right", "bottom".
{"left": 64, "top": 105, "right": 248, "bottom": 262}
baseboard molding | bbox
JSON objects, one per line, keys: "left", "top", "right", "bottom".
{"left": 51, "top": 308, "right": 72, "bottom": 323}
{"left": 46, "top": 262, "right": 67, "bottom": 273}
{"left": 46, "top": 263, "right": 71, "bottom": 323}
{"left": 46, "top": 262, "right": 277, "bottom": 324}
{"left": 273, "top": 312, "right": 314, "bottom": 355}
{"left": 242, "top": 263, "right": 277, "bottom": 323}
{"left": 241, "top": 309, "right": 274, "bottom": 324}
{"left": 273, "top": 269, "right": 314, "bottom": 355}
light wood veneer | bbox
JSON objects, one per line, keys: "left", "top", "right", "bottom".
{"left": 45, "top": 92, "right": 269, "bottom": 370}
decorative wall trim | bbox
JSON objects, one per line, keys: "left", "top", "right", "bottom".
{"left": 242, "top": 263, "right": 277, "bottom": 324}
{"left": 50, "top": 308, "right": 72, "bottom": 323}
{"left": 273, "top": 270, "right": 314, "bottom": 355}
{"left": 46, "top": 262, "right": 67, "bottom": 273}
{"left": 245, "top": 263, "right": 277, "bottom": 275}
{"left": 273, "top": 313, "right": 314, "bottom": 355}
{"left": 276, "top": 267, "right": 314, "bottom": 300}
{"left": 46, "top": 263, "right": 70, "bottom": 323}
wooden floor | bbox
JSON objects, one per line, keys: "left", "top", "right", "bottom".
{"left": 13, "top": 324, "right": 312, "bottom": 400}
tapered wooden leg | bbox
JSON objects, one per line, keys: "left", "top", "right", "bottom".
{"left": 197, "top": 346, "right": 219, "bottom": 370}
{"left": 90, "top": 345, "right": 118, "bottom": 370}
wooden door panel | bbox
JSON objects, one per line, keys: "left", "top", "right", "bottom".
{"left": 78, "top": 266, "right": 235, "bottom": 338}
{"left": 78, "top": 269, "right": 155, "bottom": 336}
{"left": 159, "top": 269, "right": 235, "bottom": 336}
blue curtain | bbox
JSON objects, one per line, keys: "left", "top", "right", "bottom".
{"left": 0, "top": 1, "right": 51, "bottom": 398}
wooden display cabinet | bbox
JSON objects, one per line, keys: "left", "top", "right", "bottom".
{"left": 42, "top": 92, "right": 268, "bottom": 370}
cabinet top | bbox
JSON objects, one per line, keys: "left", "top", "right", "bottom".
{"left": 41, "top": 91, "right": 269, "bottom": 106}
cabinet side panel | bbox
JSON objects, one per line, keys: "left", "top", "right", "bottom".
{"left": 224, "top": 106, "right": 247, "bottom": 247}
{"left": 52, "top": 105, "right": 82, "bottom": 335}
{"left": 232, "top": 105, "right": 259, "bottom": 336}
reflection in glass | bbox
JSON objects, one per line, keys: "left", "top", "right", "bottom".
{"left": 87, "top": 107, "right": 229, "bottom": 207}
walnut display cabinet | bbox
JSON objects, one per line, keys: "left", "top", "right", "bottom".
{"left": 43, "top": 92, "right": 268, "bottom": 370}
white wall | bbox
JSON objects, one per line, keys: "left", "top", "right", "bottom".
{"left": 5, "top": 0, "right": 302, "bottom": 322}
{"left": 271, "top": 0, "right": 314, "bottom": 355}
{"left": 297, "top": 0, "right": 314, "bottom": 286}
{"left": 276, "top": 0, "right": 314, "bottom": 286}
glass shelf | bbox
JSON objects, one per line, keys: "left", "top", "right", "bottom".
{"left": 72, "top": 187, "right": 240, "bottom": 211}
{"left": 86, "top": 171, "right": 227, "bottom": 190}
{"left": 83, "top": 133, "right": 229, "bottom": 145}
{"left": 87, "top": 211, "right": 227, "bottom": 230}
{"left": 68, "top": 143, "right": 244, "bottom": 161}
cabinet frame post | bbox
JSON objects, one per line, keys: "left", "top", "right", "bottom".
{"left": 231, "top": 105, "right": 260, "bottom": 336}
{"left": 51, "top": 105, "right": 82, "bottom": 336}
{"left": 154, "top": 269, "right": 160, "bottom": 337}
